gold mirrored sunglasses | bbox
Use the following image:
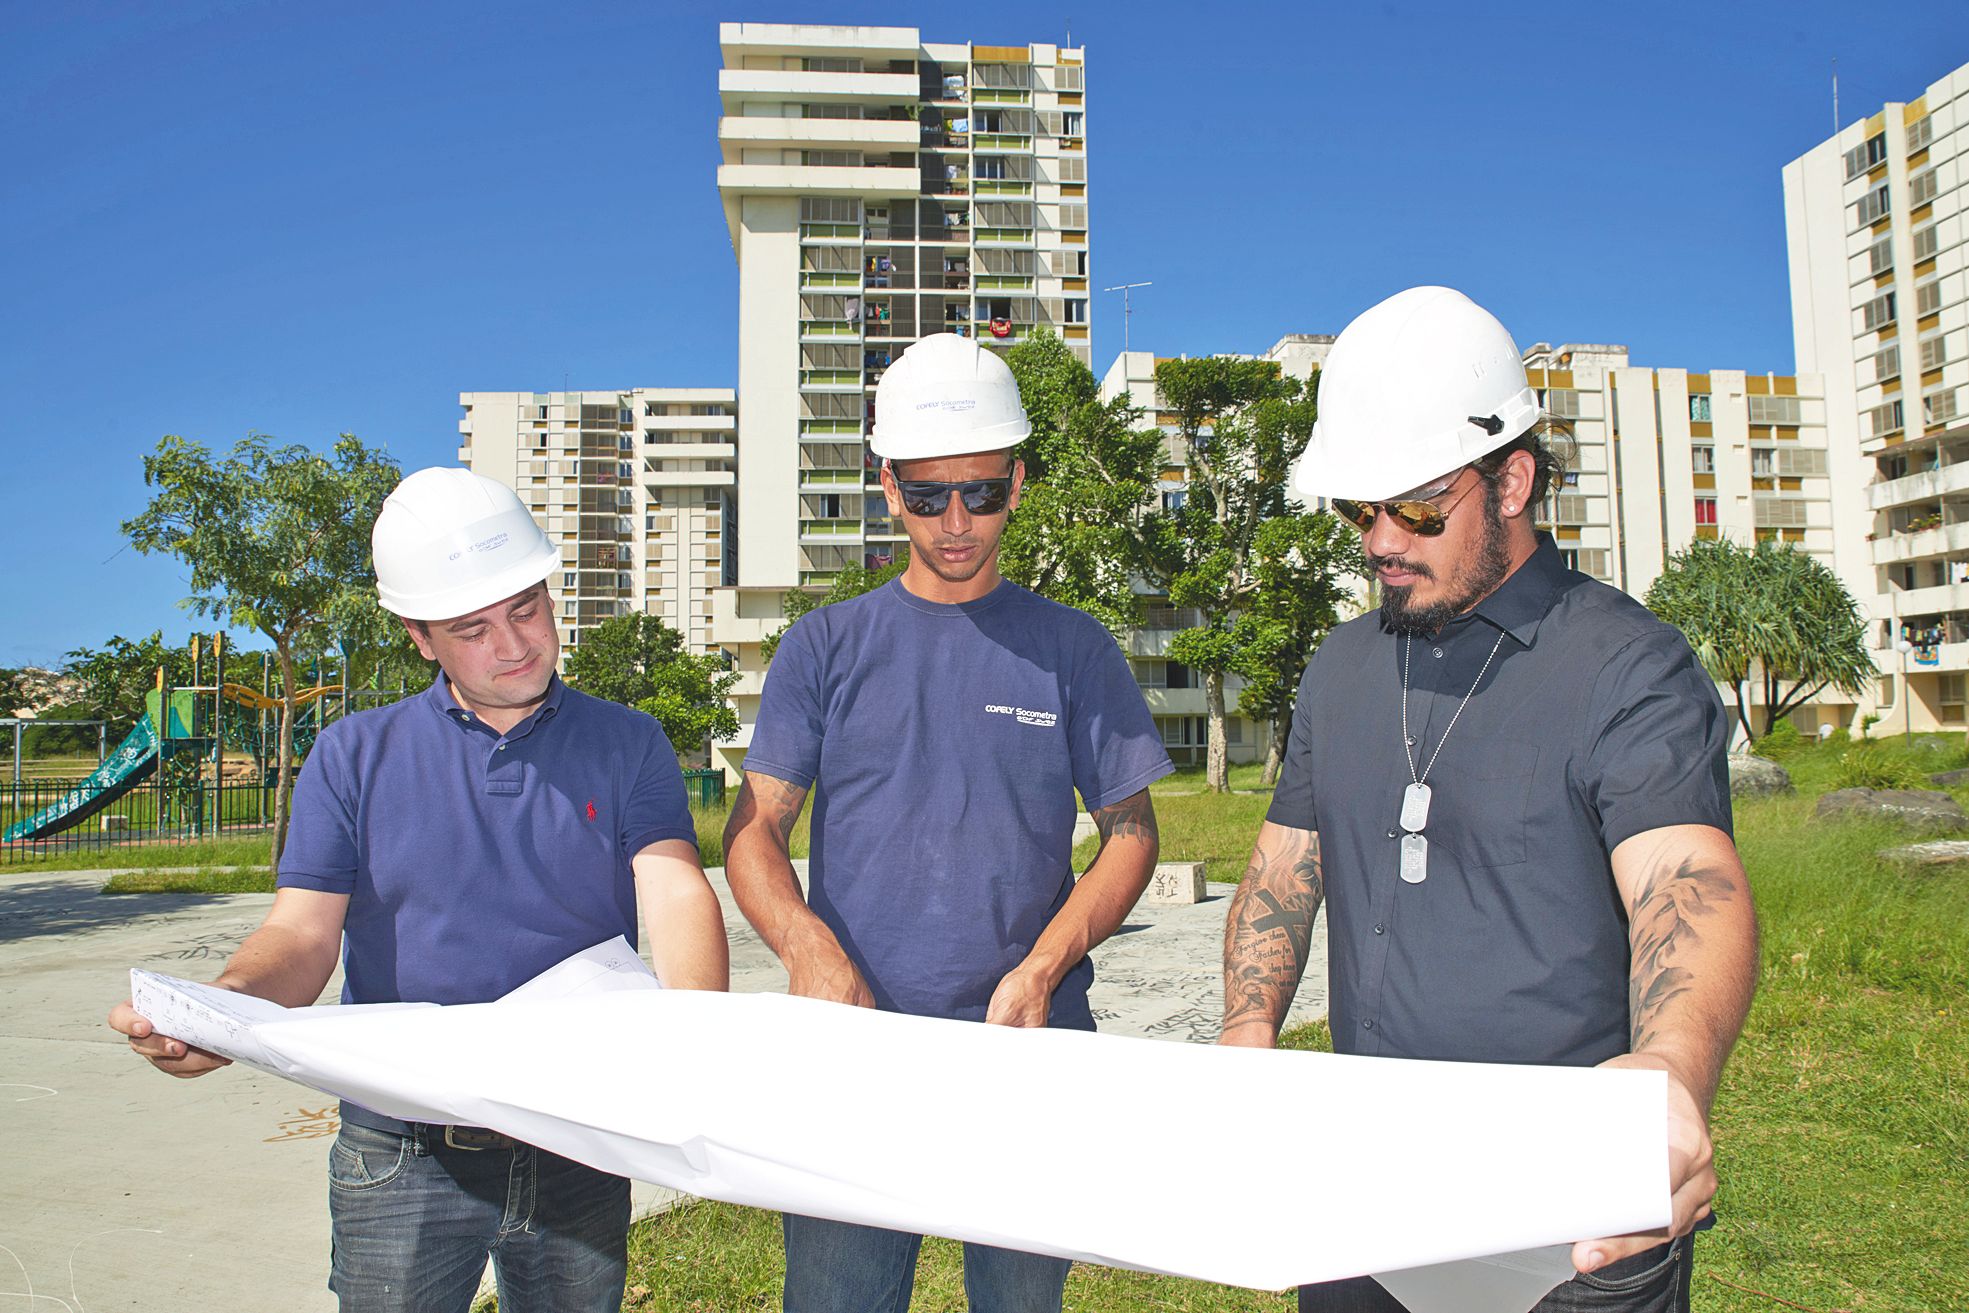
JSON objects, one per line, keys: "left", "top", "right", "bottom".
{"left": 1332, "top": 472, "right": 1479, "bottom": 537}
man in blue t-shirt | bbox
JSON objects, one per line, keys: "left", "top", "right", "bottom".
{"left": 110, "top": 468, "right": 730, "bottom": 1313}
{"left": 727, "top": 334, "right": 1173, "bottom": 1312}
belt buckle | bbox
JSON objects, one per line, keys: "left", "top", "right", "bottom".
{"left": 442, "top": 1125, "right": 507, "bottom": 1151}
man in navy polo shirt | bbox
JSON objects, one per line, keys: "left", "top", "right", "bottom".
{"left": 110, "top": 467, "right": 729, "bottom": 1313}
{"left": 725, "top": 334, "right": 1173, "bottom": 1313}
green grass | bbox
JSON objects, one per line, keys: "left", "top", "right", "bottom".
{"left": 101, "top": 866, "right": 276, "bottom": 894}
{"left": 1074, "top": 790, "right": 1274, "bottom": 879}
{"left": 2, "top": 835, "right": 279, "bottom": 875}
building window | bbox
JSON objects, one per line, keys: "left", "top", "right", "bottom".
{"left": 1866, "top": 236, "right": 1894, "bottom": 275}
{"left": 1748, "top": 395, "right": 1802, "bottom": 426}
{"left": 1871, "top": 344, "right": 1902, "bottom": 384}
{"left": 1916, "top": 279, "right": 1942, "bottom": 317}
{"left": 1919, "top": 334, "right": 1946, "bottom": 372}
{"left": 1689, "top": 394, "right": 1712, "bottom": 422}
{"left": 1065, "top": 299, "right": 1088, "bottom": 323}
{"left": 1909, "top": 169, "right": 1939, "bottom": 209}
{"left": 1545, "top": 388, "right": 1583, "bottom": 419}
{"left": 1695, "top": 498, "right": 1718, "bottom": 525}
{"left": 1913, "top": 224, "right": 1938, "bottom": 262}
{"left": 1860, "top": 290, "right": 1897, "bottom": 331}
{"left": 1877, "top": 674, "right": 1895, "bottom": 709}
{"left": 1162, "top": 488, "right": 1187, "bottom": 511}
{"left": 1851, "top": 183, "right": 1890, "bottom": 228}
{"left": 1942, "top": 673, "right": 1967, "bottom": 726}
{"left": 1868, "top": 399, "right": 1905, "bottom": 439}
{"left": 1751, "top": 448, "right": 1775, "bottom": 477}
{"left": 1926, "top": 389, "right": 1960, "bottom": 426}
{"left": 1843, "top": 131, "right": 1887, "bottom": 179}
{"left": 1691, "top": 445, "right": 1715, "bottom": 474}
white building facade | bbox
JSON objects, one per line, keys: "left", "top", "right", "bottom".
{"left": 459, "top": 388, "right": 737, "bottom": 656}
{"left": 1785, "top": 59, "right": 1969, "bottom": 730}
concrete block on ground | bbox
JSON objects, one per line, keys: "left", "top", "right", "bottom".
{"left": 1880, "top": 839, "right": 1969, "bottom": 868}
{"left": 1144, "top": 861, "right": 1207, "bottom": 904}
{"left": 1072, "top": 812, "right": 1097, "bottom": 846}
{"left": 1815, "top": 787, "right": 1969, "bottom": 834}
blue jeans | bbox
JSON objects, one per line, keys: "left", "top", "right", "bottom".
{"left": 326, "top": 1121, "right": 630, "bottom": 1313}
{"left": 784, "top": 1212, "right": 1072, "bottom": 1313}
{"left": 1297, "top": 1236, "right": 1696, "bottom": 1313}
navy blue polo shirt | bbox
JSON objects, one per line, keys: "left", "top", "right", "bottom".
{"left": 1267, "top": 535, "right": 1733, "bottom": 1066}
{"left": 745, "top": 579, "right": 1173, "bottom": 1028}
{"left": 278, "top": 675, "right": 696, "bottom": 1006}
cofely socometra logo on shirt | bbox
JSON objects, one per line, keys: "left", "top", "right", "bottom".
{"left": 983, "top": 703, "right": 1058, "bottom": 729}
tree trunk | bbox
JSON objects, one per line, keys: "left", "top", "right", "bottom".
{"left": 1260, "top": 716, "right": 1284, "bottom": 787}
{"left": 272, "top": 646, "right": 298, "bottom": 869}
{"left": 1205, "top": 670, "right": 1229, "bottom": 793}
{"left": 1732, "top": 681, "right": 1755, "bottom": 745}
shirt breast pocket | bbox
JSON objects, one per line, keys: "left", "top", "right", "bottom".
{"left": 1438, "top": 744, "right": 1538, "bottom": 871}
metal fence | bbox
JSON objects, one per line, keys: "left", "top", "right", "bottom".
{"left": 1, "top": 773, "right": 282, "bottom": 867}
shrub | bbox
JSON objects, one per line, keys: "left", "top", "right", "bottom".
{"left": 1831, "top": 744, "right": 1930, "bottom": 791}
{"left": 1754, "top": 719, "right": 1805, "bottom": 760}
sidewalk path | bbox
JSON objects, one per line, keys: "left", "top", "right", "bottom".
{"left": 0, "top": 867, "right": 1323, "bottom": 1311}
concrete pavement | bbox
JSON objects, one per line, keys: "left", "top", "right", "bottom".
{"left": 0, "top": 867, "right": 1324, "bottom": 1311}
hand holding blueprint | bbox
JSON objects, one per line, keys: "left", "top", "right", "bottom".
{"left": 129, "top": 939, "right": 1667, "bottom": 1313}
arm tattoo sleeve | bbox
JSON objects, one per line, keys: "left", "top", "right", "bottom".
{"left": 1627, "top": 856, "right": 1740, "bottom": 1052}
{"left": 1091, "top": 790, "right": 1158, "bottom": 847}
{"left": 723, "top": 773, "right": 809, "bottom": 857}
{"left": 1221, "top": 827, "right": 1324, "bottom": 1033}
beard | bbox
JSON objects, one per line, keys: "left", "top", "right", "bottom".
{"left": 1369, "top": 478, "right": 1514, "bottom": 635}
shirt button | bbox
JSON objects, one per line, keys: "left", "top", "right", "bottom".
{"left": 498, "top": 744, "right": 508, "bottom": 751}
{"left": 1431, "top": 646, "right": 1444, "bottom": 659}
{"left": 1386, "top": 828, "right": 1397, "bottom": 839}
{"left": 1374, "top": 923, "right": 1385, "bottom": 935}
{"left": 1362, "top": 1019, "right": 1375, "bottom": 1030}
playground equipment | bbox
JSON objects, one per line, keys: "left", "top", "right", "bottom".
{"left": 3, "top": 634, "right": 411, "bottom": 846}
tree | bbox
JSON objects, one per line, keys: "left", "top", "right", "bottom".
{"left": 123, "top": 433, "right": 402, "bottom": 864}
{"left": 62, "top": 632, "right": 194, "bottom": 734}
{"left": 1645, "top": 538, "right": 1876, "bottom": 741}
{"left": 1138, "top": 357, "right": 1321, "bottom": 791}
{"left": 999, "top": 330, "right": 1163, "bottom": 633}
{"left": 1230, "top": 512, "right": 1361, "bottom": 785}
{"left": 761, "top": 560, "right": 907, "bottom": 662}
{"left": 563, "top": 612, "right": 740, "bottom": 761}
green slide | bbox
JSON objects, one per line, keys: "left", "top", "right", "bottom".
{"left": 2, "top": 691, "right": 199, "bottom": 843}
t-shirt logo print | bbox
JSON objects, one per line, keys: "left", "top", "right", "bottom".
{"left": 585, "top": 799, "right": 598, "bottom": 822}
{"left": 983, "top": 703, "right": 1059, "bottom": 729}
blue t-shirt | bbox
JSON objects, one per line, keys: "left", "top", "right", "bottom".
{"left": 277, "top": 676, "right": 696, "bottom": 1005}
{"left": 744, "top": 579, "right": 1173, "bottom": 1028}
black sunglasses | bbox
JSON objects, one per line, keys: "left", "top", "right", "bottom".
{"left": 893, "top": 476, "right": 1014, "bottom": 518}
{"left": 1332, "top": 471, "right": 1479, "bottom": 538}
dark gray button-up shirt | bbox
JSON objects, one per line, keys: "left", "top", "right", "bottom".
{"left": 1268, "top": 535, "right": 1732, "bottom": 1066}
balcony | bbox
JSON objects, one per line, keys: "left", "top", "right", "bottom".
{"left": 642, "top": 412, "right": 735, "bottom": 433}
{"left": 1867, "top": 459, "right": 1969, "bottom": 510}
{"left": 644, "top": 469, "right": 737, "bottom": 489}
{"left": 1898, "top": 582, "right": 1969, "bottom": 616}
{"left": 718, "top": 117, "right": 917, "bottom": 151}
{"left": 1871, "top": 518, "right": 1969, "bottom": 565}
{"left": 716, "top": 68, "right": 917, "bottom": 107}
{"left": 644, "top": 443, "right": 736, "bottom": 462}
{"left": 717, "top": 162, "right": 921, "bottom": 199}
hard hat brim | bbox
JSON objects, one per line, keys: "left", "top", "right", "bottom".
{"left": 376, "top": 539, "right": 559, "bottom": 622}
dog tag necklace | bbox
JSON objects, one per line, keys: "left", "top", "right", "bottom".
{"left": 1398, "top": 628, "right": 1506, "bottom": 884}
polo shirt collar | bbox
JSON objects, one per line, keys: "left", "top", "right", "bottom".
{"left": 1467, "top": 532, "right": 1568, "bottom": 648}
{"left": 423, "top": 672, "right": 567, "bottom": 739}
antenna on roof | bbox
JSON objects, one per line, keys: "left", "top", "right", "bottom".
{"left": 1102, "top": 281, "right": 1152, "bottom": 354}
{"left": 1066, "top": 17, "right": 1072, "bottom": 48}
{"left": 1831, "top": 57, "right": 1840, "bottom": 136}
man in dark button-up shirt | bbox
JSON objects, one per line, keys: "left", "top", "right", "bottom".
{"left": 1221, "top": 287, "right": 1758, "bottom": 1313}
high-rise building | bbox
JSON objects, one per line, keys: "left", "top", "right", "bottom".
{"left": 1785, "top": 59, "right": 1968, "bottom": 731}
{"left": 717, "top": 21, "right": 1090, "bottom": 590}
{"left": 458, "top": 388, "right": 738, "bottom": 655}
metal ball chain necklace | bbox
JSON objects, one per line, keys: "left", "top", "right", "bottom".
{"left": 1397, "top": 627, "right": 1507, "bottom": 885}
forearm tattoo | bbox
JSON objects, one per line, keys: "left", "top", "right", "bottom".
{"left": 1091, "top": 790, "right": 1158, "bottom": 847}
{"left": 1222, "top": 828, "right": 1324, "bottom": 1032}
{"left": 1627, "top": 856, "right": 1739, "bottom": 1052}
{"left": 723, "top": 772, "right": 807, "bottom": 857}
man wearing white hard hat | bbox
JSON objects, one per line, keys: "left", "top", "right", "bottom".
{"left": 1219, "top": 288, "right": 1758, "bottom": 1312}
{"left": 726, "top": 333, "right": 1172, "bottom": 1311}
{"left": 109, "top": 467, "right": 729, "bottom": 1313}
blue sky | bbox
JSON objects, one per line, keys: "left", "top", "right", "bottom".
{"left": 1, "top": 0, "right": 1960, "bottom": 666}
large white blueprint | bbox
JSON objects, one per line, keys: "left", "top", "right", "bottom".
{"left": 129, "top": 939, "right": 1666, "bottom": 1312}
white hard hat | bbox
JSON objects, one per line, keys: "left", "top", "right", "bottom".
{"left": 372, "top": 467, "right": 559, "bottom": 620}
{"left": 1294, "top": 286, "right": 1540, "bottom": 501}
{"left": 870, "top": 332, "right": 1031, "bottom": 461}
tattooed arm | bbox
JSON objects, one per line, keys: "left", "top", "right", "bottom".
{"left": 1573, "top": 822, "right": 1758, "bottom": 1274}
{"left": 723, "top": 771, "right": 874, "bottom": 1008}
{"left": 986, "top": 788, "right": 1159, "bottom": 1027}
{"left": 1217, "top": 820, "right": 1324, "bottom": 1048}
